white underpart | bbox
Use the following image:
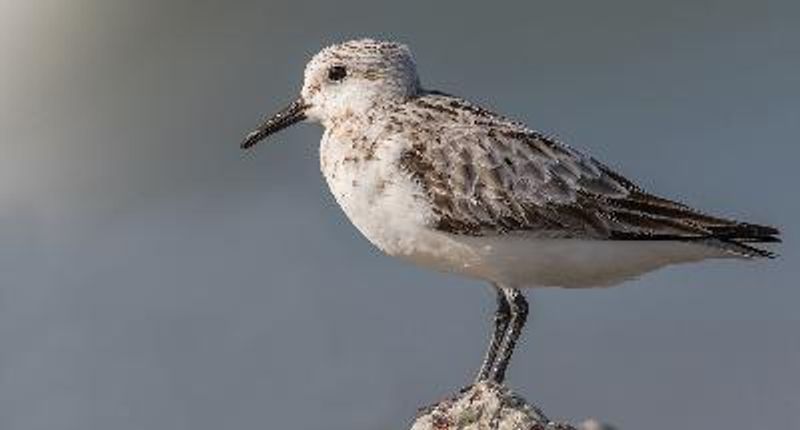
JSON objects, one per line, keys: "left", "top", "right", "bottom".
{"left": 449, "top": 235, "right": 729, "bottom": 288}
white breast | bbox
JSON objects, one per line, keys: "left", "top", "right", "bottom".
{"left": 319, "top": 132, "right": 441, "bottom": 255}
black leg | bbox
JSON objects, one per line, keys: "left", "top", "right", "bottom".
{"left": 490, "top": 288, "right": 529, "bottom": 384}
{"left": 475, "top": 284, "right": 511, "bottom": 382}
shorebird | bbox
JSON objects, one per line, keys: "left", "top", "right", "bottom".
{"left": 241, "top": 39, "right": 780, "bottom": 384}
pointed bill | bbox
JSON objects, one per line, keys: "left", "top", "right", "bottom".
{"left": 240, "top": 99, "right": 309, "bottom": 149}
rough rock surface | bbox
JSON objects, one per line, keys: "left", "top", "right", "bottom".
{"left": 410, "top": 382, "right": 613, "bottom": 430}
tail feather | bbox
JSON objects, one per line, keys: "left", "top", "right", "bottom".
{"left": 605, "top": 190, "right": 781, "bottom": 258}
{"left": 702, "top": 237, "right": 779, "bottom": 259}
{"left": 706, "top": 222, "right": 781, "bottom": 258}
{"left": 610, "top": 221, "right": 781, "bottom": 258}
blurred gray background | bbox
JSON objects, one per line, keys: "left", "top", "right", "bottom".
{"left": 1, "top": 1, "right": 798, "bottom": 429}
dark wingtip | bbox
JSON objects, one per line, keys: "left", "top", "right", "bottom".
{"left": 711, "top": 222, "right": 781, "bottom": 239}
{"left": 609, "top": 230, "right": 781, "bottom": 259}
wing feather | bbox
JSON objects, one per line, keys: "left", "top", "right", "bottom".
{"left": 396, "top": 92, "right": 780, "bottom": 257}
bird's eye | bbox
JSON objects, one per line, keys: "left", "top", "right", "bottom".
{"left": 327, "top": 65, "right": 347, "bottom": 82}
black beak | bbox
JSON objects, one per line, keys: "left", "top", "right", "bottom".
{"left": 241, "top": 99, "right": 309, "bottom": 149}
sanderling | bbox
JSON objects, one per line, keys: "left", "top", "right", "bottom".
{"left": 241, "top": 39, "right": 780, "bottom": 383}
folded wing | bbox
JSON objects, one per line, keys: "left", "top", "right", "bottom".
{"left": 399, "top": 93, "right": 780, "bottom": 257}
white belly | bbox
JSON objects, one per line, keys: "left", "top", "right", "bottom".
{"left": 448, "top": 235, "right": 732, "bottom": 288}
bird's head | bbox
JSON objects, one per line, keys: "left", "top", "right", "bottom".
{"left": 241, "top": 39, "right": 421, "bottom": 149}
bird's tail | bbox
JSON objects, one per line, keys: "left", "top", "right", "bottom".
{"left": 699, "top": 222, "right": 781, "bottom": 258}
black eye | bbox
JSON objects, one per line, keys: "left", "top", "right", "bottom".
{"left": 327, "top": 65, "right": 347, "bottom": 82}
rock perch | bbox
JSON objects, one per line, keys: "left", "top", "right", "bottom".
{"left": 410, "top": 382, "right": 614, "bottom": 430}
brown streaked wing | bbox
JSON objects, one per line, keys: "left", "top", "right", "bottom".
{"left": 396, "top": 92, "right": 780, "bottom": 256}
